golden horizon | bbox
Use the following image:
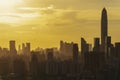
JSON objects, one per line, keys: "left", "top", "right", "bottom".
{"left": 0, "top": 0, "right": 119, "bottom": 49}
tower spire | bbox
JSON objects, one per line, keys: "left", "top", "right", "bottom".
{"left": 101, "top": 7, "right": 108, "bottom": 52}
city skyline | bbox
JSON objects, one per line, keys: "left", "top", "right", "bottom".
{"left": 0, "top": 0, "right": 120, "bottom": 49}
{"left": 0, "top": 7, "right": 116, "bottom": 54}
{"left": 0, "top": 4, "right": 119, "bottom": 80}
{"left": 0, "top": 7, "right": 118, "bottom": 50}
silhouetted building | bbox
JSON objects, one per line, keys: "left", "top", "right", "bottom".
{"left": 81, "top": 38, "right": 89, "bottom": 64}
{"left": 9, "top": 40, "right": 17, "bottom": 55}
{"left": 2, "top": 48, "right": 9, "bottom": 56}
{"left": 26, "top": 43, "right": 30, "bottom": 54}
{"left": 30, "top": 51, "right": 39, "bottom": 77}
{"left": 101, "top": 8, "right": 108, "bottom": 53}
{"left": 105, "top": 36, "right": 112, "bottom": 58}
{"left": 60, "top": 40, "right": 74, "bottom": 60}
{"left": 93, "top": 38, "right": 100, "bottom": 52}
{"left": 115, "top": 43, "right": 120, "bottom": 58}
{"left": 73, "top": 43, "right": 79, "bottom": 62}
{"left": 84, "top": 51, "right": 105, "bottom": 72}
{"left": 0, "top": 58, "right": 10, "bottom": 75}
{"left": 18, "top": 45, "right": 22, "bottom": 54}
{"left": 81, "top": 38, "right": 89, "bottom": 53}
{"left": 22, "top": 43, "right": 25, "bottom": 54}
{"left": 21, "top": 42, "right": 31, "bottom": 56}
{"left": 13, "top": 57, "right": 27, "bottom": 76}
{"left": 46, "top": 48, "right": 54, "bottom": 61}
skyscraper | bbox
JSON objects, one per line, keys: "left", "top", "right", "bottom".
{"left": 93, "top": 38, "right": 100, "bottom": 52}
{"left": 81, "top": 38, "right": 89, "bottom": 54}
{"left": 101, "top": 8, "right": 108, "bottom": 52}
{"left": 81, "top": 38, "right": 89, "bottom": 64}
{"left": 26, "top": 42, "right": 31, "bottom": 54}
{"left": 73, "top": 43, "right": 79, "bottom": 61}
{"left": 9, "top": 40, "right": 17, "bottom": 55}
{"left": 60, "top": 40, "right": 74, "bottom": 60}
{"left": 106, "top": 36, "right": 112, "bottom": 58}
{"left": 46, "top": 48, "right": 54, "bottom": 61}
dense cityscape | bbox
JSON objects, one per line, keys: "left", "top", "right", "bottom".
{"left": 0, "top": 8, "right": 119, "bottom": 80}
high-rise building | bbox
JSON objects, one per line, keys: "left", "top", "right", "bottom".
{"left": 81, "top": 38, "right": 89, "bottom": 64}
{"left": 26, "top": 43, "right": 31, "bottom": 54}
{"left": 46, "top": 48, "right": 54, "bottom": 61}
{"left": 60, "top": 40, "right": 74, "bottom": 60}
{"left": 115, "top": 43, "right": 120, "bottom": 58}
{"left": 81, "top": 38, "right": 89, "bottom": 53}
{"left": 9, "top": 40, "right": 17, "bottom": 55}
{"left": 105, "top": 36, "right": 112, "bottom": 58}
{"left": 73, "top": 43, "right": 79, "bottom": 61}
{"left": 22, "top": 43, "right": 31, "bottom": 55}
{"left": 101, "top": 8, "right": 108, "bottom": 52}
{"left": 93, "top": 38, "right": 100, "bottom": 52}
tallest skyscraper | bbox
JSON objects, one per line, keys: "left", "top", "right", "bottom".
{"left": 101, "top": 8, "right": 108, "bottom": 52}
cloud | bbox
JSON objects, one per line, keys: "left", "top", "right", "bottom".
{"left": 45, "top": 9, "right": 100, "bottom": 28}
{"left": 18, "top": 5, "right": 54, "bottom": 11}
{"left": 23, "top": 0, "right": 120, "bottom": 10}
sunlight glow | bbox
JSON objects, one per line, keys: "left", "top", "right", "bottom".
{"left": 0, "top": 0, "right": 23, "bottom": 8}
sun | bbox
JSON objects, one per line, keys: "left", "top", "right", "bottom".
{"left": 0, "top": 0, "right": 23, "bottom": 8}
{"left": 0, "top": 0, "right": 24, "bottom": 23}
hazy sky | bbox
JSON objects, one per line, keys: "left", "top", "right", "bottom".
{"left": 0, "top": 0, "right": 120, "bottom": 49}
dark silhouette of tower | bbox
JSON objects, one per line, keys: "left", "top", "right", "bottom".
{"left": 46, "top": 48, "right": 54, "bottom": 61}
{"left": 73, "top": 43, "right": 79, "bottom": 62}
{"left": 26, "top": 42, "right": 31, "bottom": 54}
{"left": 101, "top": 8, "right": 108, "bottom": 52}
{"left": 81, "top": 38, "right": 89, "bottom": 64}
{"left": 9, "top": 40, "right": 17, "bottom": 55}
{"left": 93, "top": 38, "right": 100, "bottom": 52}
